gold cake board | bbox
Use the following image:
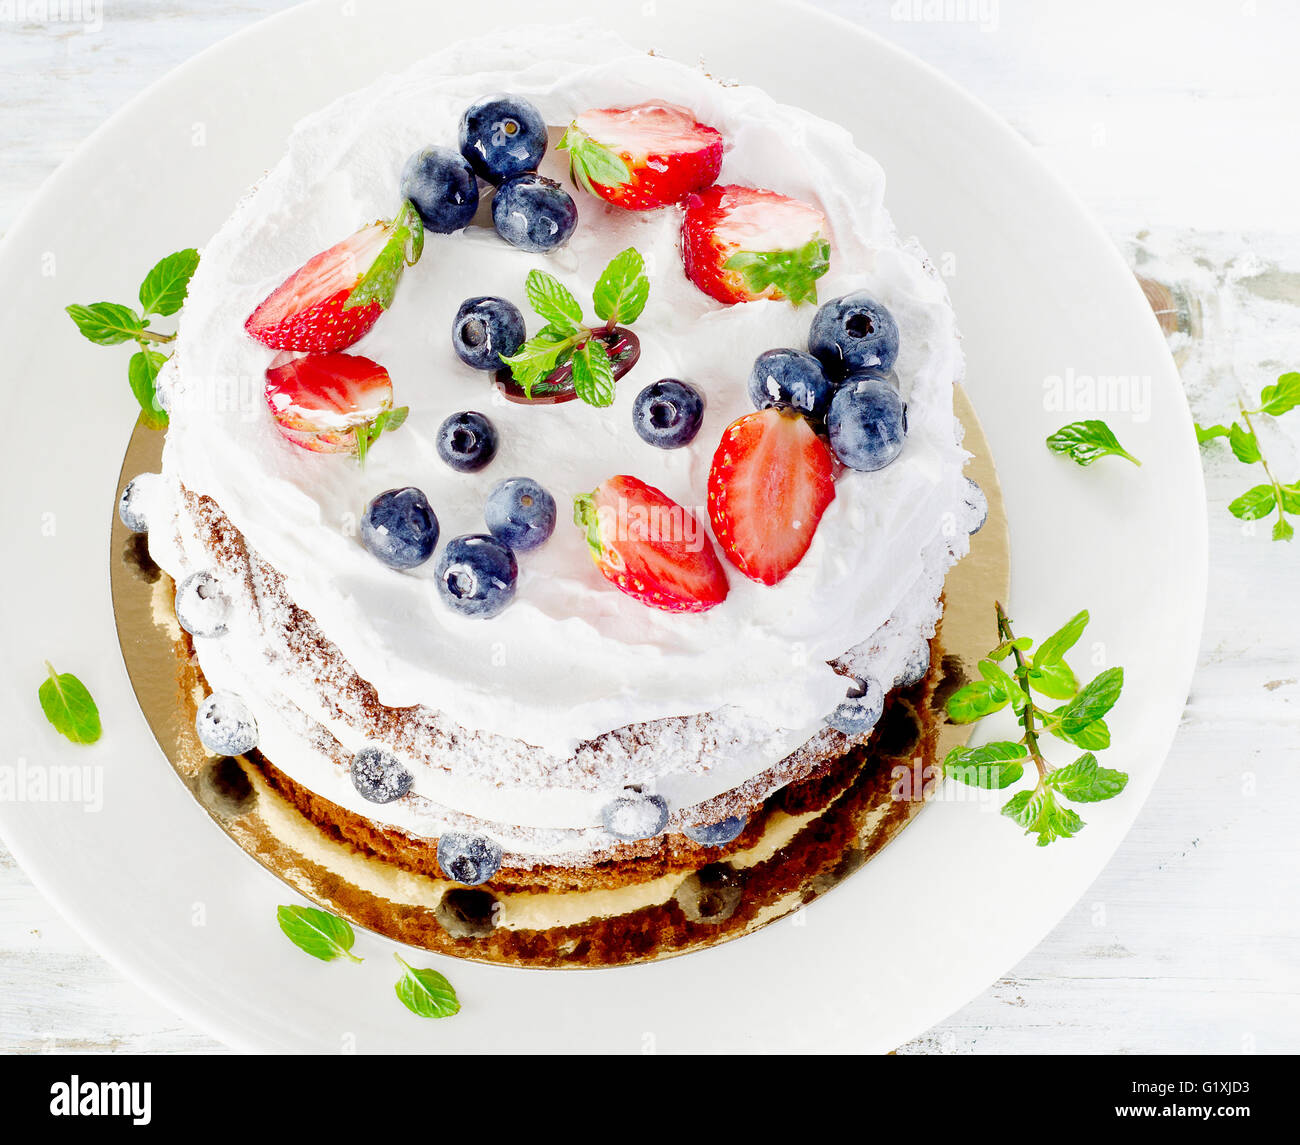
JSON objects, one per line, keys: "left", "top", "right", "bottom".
{"left": 111, "top": 388, "right": 1009, "bottom": 968}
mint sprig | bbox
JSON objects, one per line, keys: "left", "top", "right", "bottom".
{"left": 723, "top": 236, "right": 830, "bottom": 307}
{"left": 944, "top": 604, "right": 1129, "bottom": 847}
{"left": 66, "top": 248, "right": 200, "bottom": 430}
{"left": 1045, "top": 419, "right": 1141, "bottom": 467}
{"left": 557, "top": 123, "right": 632, "bottom": 196}
{"left": 38, "top": 662, "right": 102, "bottom": 745}
{"left": 393, "top": 953, "right": 460, "bottom": 1019}
{"left": 501, "top": 247, "right": 650, "bottom": 406}
{"left": 276, "top": 905, "right": 362, "bottom": 963}
{"left": 1197, "top": 371, "right": 1300, "bottom": 542}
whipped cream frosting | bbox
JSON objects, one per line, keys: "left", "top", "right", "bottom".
{"left": 147, "top": 26, "right": 975, "bottom": 861}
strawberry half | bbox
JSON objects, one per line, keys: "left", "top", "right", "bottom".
{"left": 681, "top": 184, "right": 830, "bottom": 306}
{"left": 245, "top": 201, "right": 424, "bottom": 353}
{"left": 574, "top": 476, "right": 729, "bottom": 613}
{"left": 707, "top": 408, "right": 837, "bottom": 586}
{"left": 559, "top": 102, "right": 723, "bottom": 211}
{"left": 264, "top": 351, "right": 407, "bottom": 463}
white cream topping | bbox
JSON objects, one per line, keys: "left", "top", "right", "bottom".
{"left": 147, "top": 27, "right": 974, "bottom": 861}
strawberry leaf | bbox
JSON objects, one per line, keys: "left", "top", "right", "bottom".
{"left": 353, "top": 404, "right": 408, "bottom": 468}
{"left": 572, "top": 492, "right": 604, "bottom": 558}
{"left": 346, "top": 204, "right": 424, "bottom": 313}
{"left": 139, "top": 248, "right": 200, "bottom": 317}
{"left": 1045, "top": 420, "right": 1141, "bottom": 466}
{"left": 66, "top": 302, "right": 145, "bottom": 346}
{"left": 128, "top": 349, "right": 169, "bottom": 431}
{"left": 592, "top": 247, "right": 649, "bottom": 325}
{"left": 724, "top": 236, "right": 830, "bottom": 306}
{"left": 558, "top": 123, "right": 632, "bottom": 195}
{"left": 571, "top": 339, "right": 616, "bottom": 407}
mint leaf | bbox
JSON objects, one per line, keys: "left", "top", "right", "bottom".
{"left": 1229, "top": 484, "right": 1277, "bottom": 520}
{"left": 66, "top": 302, "right": 145, "bottom": 346}
{"left": 502, "top": 326, "right": 580, "bottom": 398}
{"left": 592, "top": 247, "right": 649, "bottom": 325}
{"left": 1228, "top": 422, "right": 1261, "bottom": 464}
{"left": 1055, "top": 716, "right": 1111, "bottom": 750}
{"left": 1001, "top": 788, "right": 1043, "bottom": 830}
{"left": 1045, "top": 419, "right": 1141, "bottom": 466}
{"left": 944, "top": 741, "right": 1027, "bottom": 788}
{"left": 946, "top": 681, "right": 1009, "bottom": 723}
{"left": 1257, "top": 372, "right": 1300, "bottom": 417}
{"left": 1045, "top": 752, "right": 1129, "bottom": 803}
{"left": 1027, "top": 658, "right": 1079, "bottom": 700}
{"left": 571, "top": 339, "right": 616, "bottom": 407}
{"left": 1003, "top": 787, "right": 1083, "bottom": 846}
{"left": 1195, "top": 422, "right": 1233, "bottom": 445}
{"left": 1279, "top": 483, "right": 1300, "bottom": 513}
{"left": 1057, "top": 666, "right": 1123, "bottom": 734}
{"left": 1274, "top": 516, "right": 1295, "bottom": 542}
{"left": 989, "top": 636, "right": 1033, "bottom": 661}
{"left": 346, "top": 204, "right": 423, "bottom": 312}
{"left": 525, "top": 269, "right": 584, "bottom": 332}
{"left": 128, "top": 350, "right": 169, "bottom": 431}
{"left": 724, "top": 236, "right": 830, "bottom": 307}
{"left": 138, "top": 248, "right": 200, "bottom": 317}
{"left": 354, "top": 405, "right": 408, "bottom": 467}
{"left": 977, "top": 659, "right": 1025, "bottom": 712}
{"left": 393, "top": 954, "right": 460, "bottom": 1019}
{"left": 558, "top": 123, "right": 632, "bottom": 195}
{"left": 276, "top": 905, "right": 362, "bottom": 963}
{"left": 1036, "top": 609, "right": 1089, "bottom": 666}
{"left": 38, "top": 663, "right": 101, "bottom": 745}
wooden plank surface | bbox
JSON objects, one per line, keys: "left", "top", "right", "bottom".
{"left": 2, "top": 0, "right": 1297, "bottom": 1053}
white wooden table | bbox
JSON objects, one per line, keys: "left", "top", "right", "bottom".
{"left": 3, "top": 0, "right": 1297, "bottom": 1054}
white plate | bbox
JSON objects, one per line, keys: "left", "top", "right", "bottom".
{"left": 0, "top": 0, "right": 1206, "bottom": 1052}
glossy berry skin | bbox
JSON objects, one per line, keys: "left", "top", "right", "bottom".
{"left": 808, "top": 292, "right": 900, "bottom": 378}
{"left": 437, "top": 832, "right": 503, "bottom": 885}
{"left": 400, "top": 146, "right": 479, "bottom": 234}
{"left": 827, "top": 676, "right": 884, "bottom": 736}
{"left": 484, "top": 477, "right": 556, "bottom": 552}
{"left": 632, "top": 378, "right": 704, "bottom": 449}
{"left": 361, "top": 487, "right": 440, "bottom": 570}
{"left": 459, "top": 94, "right": 548, "bottom": 184}
{"left": 436, "top": 410, "right": 498, "bottom": 473}
{"left": 684, "top": 814, "right": 748, "bottom": 846}
{"left": 350, "top": 745, "right": 413, "bottom": 804}
{"left": 452, "top": 296, "right": 526, "bottom": 371}
{"left": 747, "top": 348, "right": 835, "bottom": 420}
{"left": 492, "top": 172, "right": 578, "bottom": 252}
{"left": 435, "top": 534, "right": 518, "bottom": 618}
{"left": 826, "top": 374, "right": 908, "bottom": 472}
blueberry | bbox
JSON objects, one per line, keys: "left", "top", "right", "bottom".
{"left": 747, "top": 349, "right": 834, "bottom": 419}
{"left": 602, "top": 792, "right": 669, "bottom": 841}
{"left": 435, "top": 534, "right": 518, "bottom": 618}
{"left": 459, "top": 93, "right": 548, "bottom": 184}
{"left": 118, "top": 475, "right": 154, "bottom": 533}
{"left": 452, "top": 296, "right": 526, "bottom": 371}
{"left": 361, "top": 487, "right": 440, "bottom": 570}
{"left": 175, "top": 571, "right": 230, "bottom": 638}
{"left": 400, "top": 145, "right": 479, "bottom": 234}
{"left": 437, "top": 832, "right": 502, "bottom": 885}
{"left": 436, "top": 410, "right": 498, "bottom": 473}
{"left": 492, "top": 172, "right": 577, "bottom": 252}
{"left": 632, "top": 379, "right": 704, "bottom": 449}
{"left": 195, "top": 692, "right": 258, "bottom": 756}
{"left": 808, "top": 292, "right": 900, "bottom": 378}
{"left": 484, "top": 477, "right": 556, "bottom": 552}
{"left": 963, "top": 477, "right": 988, "bottom": 534}
{"left": 684, "top": 814, "right": 748, "bottom": 846}
{"left": 350, "top": 745, "right": 413, "bottom": 804}
{"left": 827, "top": 374, "right": 908, "bottom": 472}
{"left": 827, "top": 676, "right": 884, "bottom": 736}
{"left": 895, "top": 637, "right": 931, "bottom": 688}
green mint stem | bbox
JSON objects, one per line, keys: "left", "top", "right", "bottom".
{"left": 1237, "top": 403, "right": 1289, "bottom": 533}
{"left": 135, "top": 328, "right": 175, "bottom": 345}
{"left": 995, "top": 602, "right": 1049, "bottom": 782}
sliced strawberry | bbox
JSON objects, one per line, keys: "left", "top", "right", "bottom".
{"left": 574, "top": 476, "right": 729, "bottom": 613}
{"left": 681, "top": 184, "right": 830, "bottom": 306}
{"left": 707, "top": 408, "right": 837, "bottom": 585}
{"left": 245, "top": 201, "right": 424, "bottom": 352}
{"left": 264, "top": 351, "right": 407, "bottom": 463}
{"left": 559, "top": 102, "right": 723, "bottom": 211}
